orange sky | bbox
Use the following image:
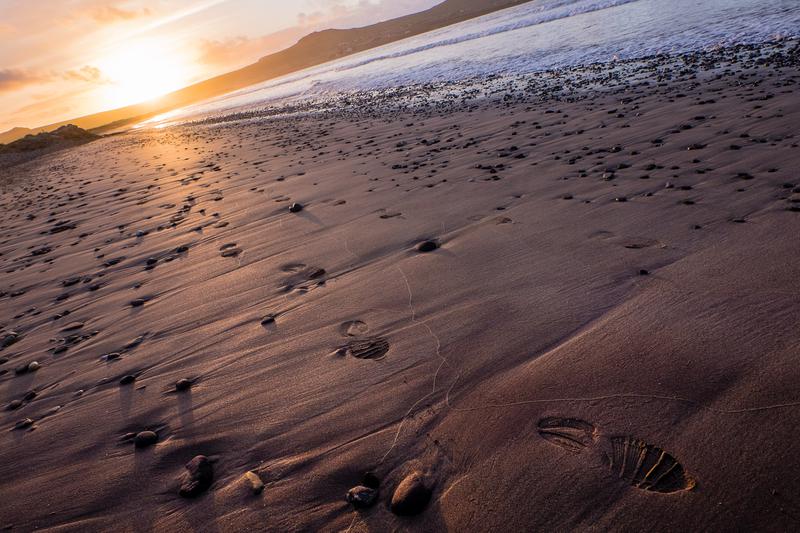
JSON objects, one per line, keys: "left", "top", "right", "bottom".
{"left": 0, "top": 0, "right": 440, "bottom": 132}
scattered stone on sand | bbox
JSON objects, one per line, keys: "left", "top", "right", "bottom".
{"left": 289, "top": 202, "right": 304, "bottom": 213}
{"left": 119, "top": 375, "right": 136, "bottom": 386}
{"left": 390, "top": 472, "right": 431, "bottom": 516}
{"left": 15, "top": 361, "right": 40, "bottom": 375}
{"left": 347, "top": 479, "right": 379, "bottom": 509}
{"left": 134, "top": 431, "right": 158, "bottom": 448}
{"left": 13, "top": 418, "right": 34, "bottom": 431}
{"left": 7, "top": 400, "right": 23, "bottom": 410}
{"left": 244, "top": 471, "right": 264, "bottom": 495}
{"left": 260, "top": 314, "right": 276, "bottom": 326}
{"left": 1, "top": 331, "right": 21, "bottom": 350}
{"left": 416, "top": 240, "right": 438, "bottom": 253}
{"left": 175, "top": 378, "right": 193, "bottom": 392}
{"left": 130, "top": 298, "right": 146, "bottom": 307}
{"left": 179, "top": 455, "right": 214, "bottom": 497}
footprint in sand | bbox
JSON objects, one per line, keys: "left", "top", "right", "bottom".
{"left": 537, "top": 416, "right": 695, "bottom": 494}
{"left": 279, "top": 263, "right": 326, "bottom": 292}
{"left": 339, "top": 320, "right": 369, "bottom": 337}
{"left": 334, "top": 337, "right": 390, "bottom": 360}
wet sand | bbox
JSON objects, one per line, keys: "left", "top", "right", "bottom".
{"left": 1, "top": 41, "right": 800, "bottom": 531}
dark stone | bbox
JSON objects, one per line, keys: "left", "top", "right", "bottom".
{"left": 119, "top": 375, "right": 136, "bottom": 386}
{"left": 179, "top": 455, "right": 214, "bottom": 497}
{"left": 346, "top": 486, "right": 378, "bottom": 509}
{"left": 134, "top": 431, "right": 158, "bottom": 448}
{"left": 416, "top": 241, "right": 438, "bottom": 253}
{"left": 13, "top": 418, "right": 34, "bottom": 430}
{"left": 289, "top": 203, "right": 304, "bottom": 213}
{"left": 7, "top": 400, "right": 23, "bottom": 410}
{"left": 175, "top": 379, "right": 193, "bottom": 392}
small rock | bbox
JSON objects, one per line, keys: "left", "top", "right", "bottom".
{"left": 391, "top": 472, "right": 431, "bottom": 516}
{"left": 119, "top": 375, "right": 136, "bottom": 386}
{"left": 13, "top": 418, "right": 34, "bottom": 430}
{"left": 244, "top": 471, "right": 264, "bottom": 495}
{"left": 347, "top": 486, "right": 378, "bottom": 509}
{"left": 175, "top": 379, "right": 193, "bottom": 392}
{"left": 416, "top": 240, "right": 438, "bottom": 253}
{"left": 1, "top": 331, "right": 21, "bottom": 349}
{"left": 134, "top": 431, "right": 158, "bottom": 448}
{"left": 289, "top": 202, "right": 304, "bottom": 213}
{"left": 27, "top": 361, "right": 41, "bottom": 372}
{"left": 130, "top": 298, "right": 146, "bottom": 307}
{"left": 7, "top": 400, "right": 23, "bottom": 410}
{"left": 179, "top": 455, "right": 214, "bottom": 497}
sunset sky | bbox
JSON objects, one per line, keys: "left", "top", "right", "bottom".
{"left": 0, "top": 0, "right": 439, "bottom": 132}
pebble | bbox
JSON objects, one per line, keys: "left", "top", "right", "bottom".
{"left": 119, "top": 375, "right": 136, "bottom": 386}
{"left": 244, "top": 471, "right": 264, "bottom": 495}
{"left": 1, "top": 331, "right": 21, "bottom": 349}
{"left": 134, "top": 431, "right": 158, "bottom": 448}
{"left": 417, "top": 240, "right": 438, "bottom": 253}
{"left": 347, "top": 486, "right": 378, "bottom": 509}
{"left": 13, "top": 418, "right": 34, "bottom": 430}
{"left": 130, "top": 298, "right": 146, "bottom": 307}
{"left": 390, "top": 472, "right": 431, "bottom": 516}
{"left": 7, "top": 400, "right": 23, "bottom": 410}
{"left": 179, "top": 455, "right": 214, "bottom": 497}
{"left": 289, "top": 202, "right": 304, "bottom": 213}
{"left": 175, "top": 378, "right": 193, "bottom": 392}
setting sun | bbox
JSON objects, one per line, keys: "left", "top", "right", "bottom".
{"left": 96, "top": 39, "right": 193, "bottom": 108}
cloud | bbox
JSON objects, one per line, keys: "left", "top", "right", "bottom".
{"left": 61, "top": 65, "right": 108, "bottom": 83}
{"left": 89, "top": 4, "right": 153, "bottom": 23}
{"left": 0, "top": 69, "right": 49, "bottom": 92}
{"left": 0, "top": 65, "right": 108, "bottom": 93}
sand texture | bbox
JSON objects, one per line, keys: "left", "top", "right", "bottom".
{"left": 1, "top": 42, "right": 800, "bottom": 531}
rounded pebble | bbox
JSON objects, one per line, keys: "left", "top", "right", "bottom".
{"left": 416, "top": 240, "right": 438, "bottom": 253}
{"left": 134, "top": 431, "right": 158, "bottom": 448}
{"left": 391, "top": 472, "right": 431, "bottom": 516}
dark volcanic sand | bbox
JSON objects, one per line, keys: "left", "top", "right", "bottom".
{"left": 1, "top": 41, "right": 800, "bottom": 531}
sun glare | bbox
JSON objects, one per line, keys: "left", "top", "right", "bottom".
{"left": 96, "top": 39, "right": 192, "bottom": 109}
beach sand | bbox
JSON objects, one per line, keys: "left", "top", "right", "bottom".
{"left": 1, "top": 42, "right": 799, "bottom": 531}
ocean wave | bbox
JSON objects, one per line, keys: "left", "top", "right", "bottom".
{"left": 333, "top": 0, "right": 641, "bottom": 74}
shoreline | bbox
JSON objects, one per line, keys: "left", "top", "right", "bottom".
{"left": 138, "top": 38, "right": 800, "bottom": 130}
{"left": 1, "top": 39, "right": 799, "bottom": 531}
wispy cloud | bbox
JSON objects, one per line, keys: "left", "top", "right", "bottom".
{"left": 0, "top": 69, "right": 49, "bottom": 92}
{"left": 0, "top": 66, "right": 108, "bottom": 93}
{"left": 61, "top": 65, "right": 109, "bottom": 84}
{"left": 90, "top": 4, "right": 153, "bottom": 23}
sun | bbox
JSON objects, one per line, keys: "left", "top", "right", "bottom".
{"left": 96, "top": 38, "right": 193, "bottom": 108}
